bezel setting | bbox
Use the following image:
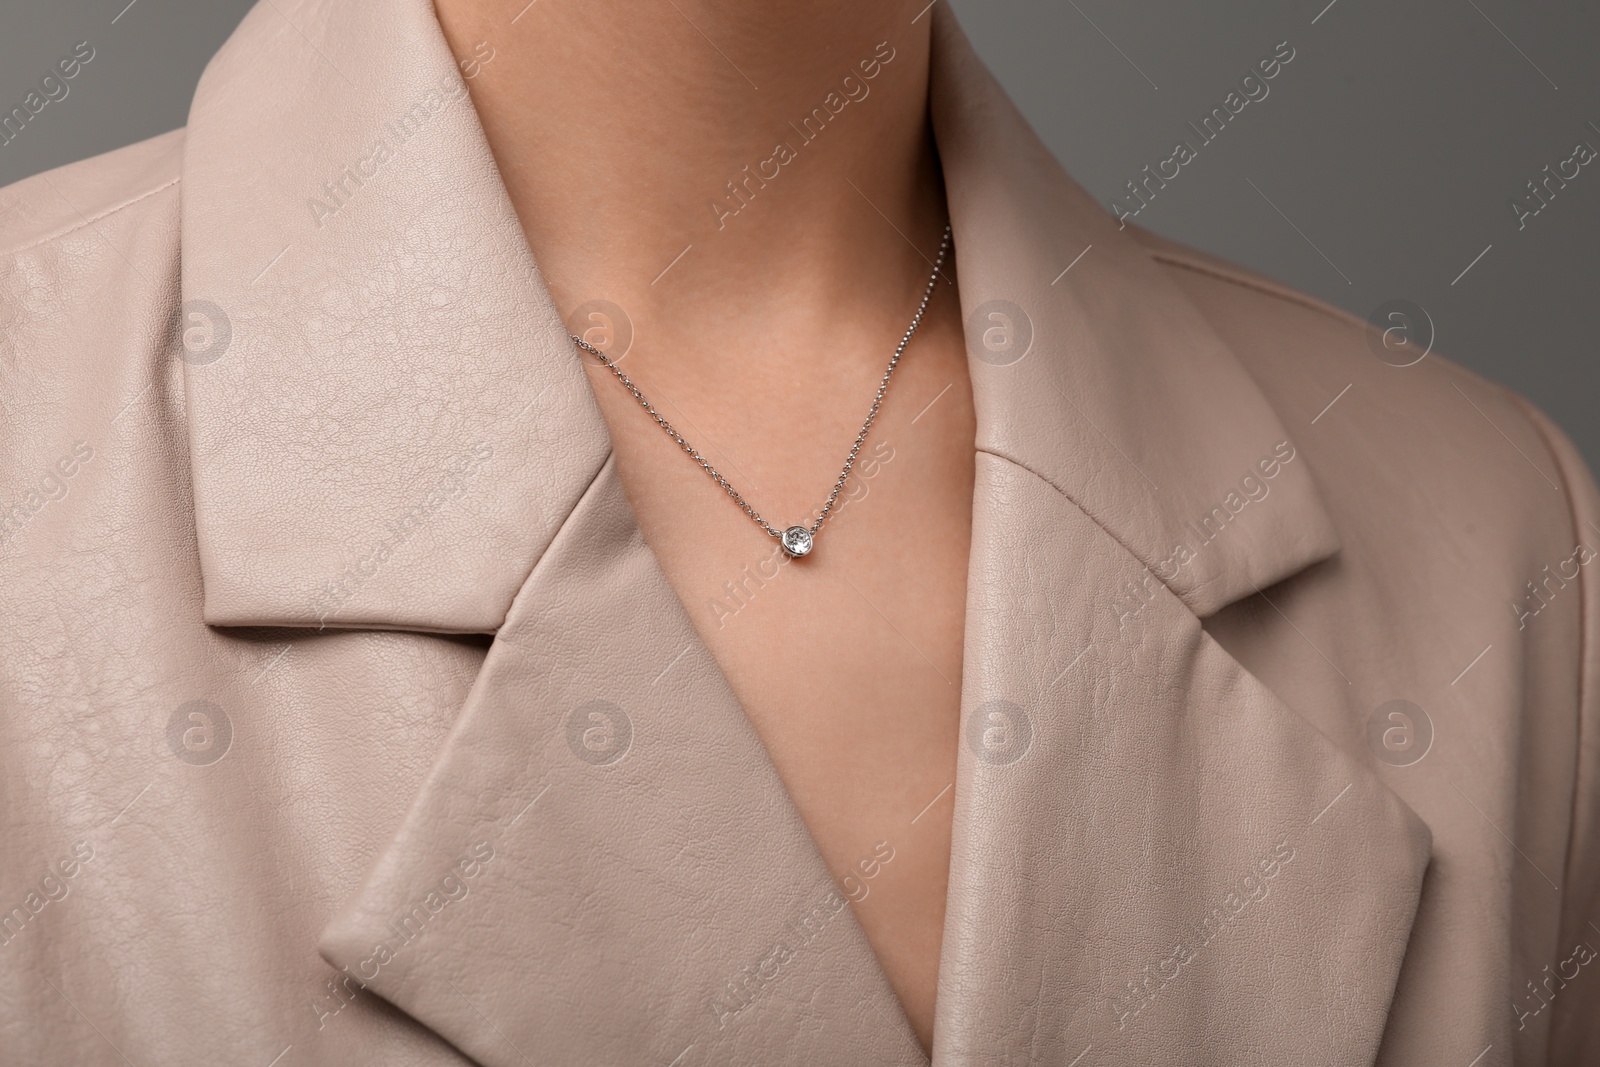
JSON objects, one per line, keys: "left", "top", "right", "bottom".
{"left": 780, "top": 526, "right": 814, "bottom": 558}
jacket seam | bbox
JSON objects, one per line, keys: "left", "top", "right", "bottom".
{"left": 974, "top": 444, "right": 1206, "bottom": 620}
{"left": 2, "top": 174, "right": 181, "bottom": 259}
{"left": 1508, "top": 389, "right": 1593, "bottom": 911}
{"left": 493, "top": 447, "right": 616, "bottom": 636}
{"left": 1147, "top": 247, "right": 1374, "bottom": 336}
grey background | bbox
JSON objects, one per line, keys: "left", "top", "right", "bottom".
{"left": 3, "top": 0, "right": 1595, "bottom": 466}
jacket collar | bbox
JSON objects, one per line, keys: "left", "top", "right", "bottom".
{"left": 930, "top": 11, "right": 1341, "bottom": 617}
{"left": 179, "top": 0, "right": 1338, "bottom": 633}
{"left": 181, "top": 0, "right": 607, "bottom": 631}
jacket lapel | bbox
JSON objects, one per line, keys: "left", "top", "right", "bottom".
{"left": 184, "top": 1, "right": 925, "bottom": 1060}
{"left": 181, "top": 0, "right": 605, "bottom": 632}
{"left": 929, "top": 14, "right": 1431, "bottom": 1065}
{"left": 943, "top": 454, "right": 1432, "bottom": 1065}
{"left": 318, "top": 456, "right": 927, "bottom": 1066}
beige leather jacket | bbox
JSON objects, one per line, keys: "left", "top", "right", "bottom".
{"left": 2, "top": 2, "right": 1597, "bottom": 1064}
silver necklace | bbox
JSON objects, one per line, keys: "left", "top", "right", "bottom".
{"left": 570, "top": 224, "right": 952, "bottom": 559}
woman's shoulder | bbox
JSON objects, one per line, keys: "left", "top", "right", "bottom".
{"left": 0, "top": 130, "right": 188, "bottom": 560}
{"left": 1, "top": 128, "right": 184, "bottom": 261}
{"left": 1127, "top": 221, "right": 1596, "bottom": 566}
{"left": 1, "top": 129, "right": 186, "bottom": 404}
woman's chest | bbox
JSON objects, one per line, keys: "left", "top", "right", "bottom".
{"left": 590, "top": 335, "right": 979, "bottom": 1050}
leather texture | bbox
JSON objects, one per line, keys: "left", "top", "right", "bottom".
{"left": 1, "top": 1, "right": 1597, "bottom": 1064}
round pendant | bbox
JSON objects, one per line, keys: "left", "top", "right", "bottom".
{"left": 780, "top": 526, "right": 814, "bottom": 558}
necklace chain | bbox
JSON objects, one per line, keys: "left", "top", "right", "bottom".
{"left": 570, "top": 225, "right": 952, "bottom": 557}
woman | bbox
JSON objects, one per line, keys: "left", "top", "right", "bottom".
{"left": 1, "top": 0, "right": 1596, "bottom": 1063}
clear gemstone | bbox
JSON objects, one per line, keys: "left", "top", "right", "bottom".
{"left": 781, "top": 526, "right": 814, "bottom": 558}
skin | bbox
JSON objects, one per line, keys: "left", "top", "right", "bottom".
{"left": 432, "top": 0, "right": 974, "bottom": 1052}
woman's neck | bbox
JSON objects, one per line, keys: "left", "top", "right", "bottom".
{"left": 431, "top": 0, "right": 948, "bottom": 361}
